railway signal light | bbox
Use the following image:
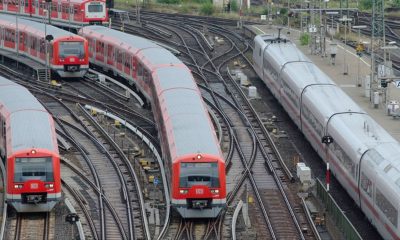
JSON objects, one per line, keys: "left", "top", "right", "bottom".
{"left": 45, "top": 34, "right": 53, "bottom": 42}
{"left": 381, "top": 79, "right": 388, "bottom": 88}
{"left": 322, "top": 136, "right": 334, "bottom": 144}
{"left": 65, "top": 213, "right": 80, "bottom": 224}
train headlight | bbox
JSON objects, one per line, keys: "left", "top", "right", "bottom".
{"left": 211, "top": 189, "right": 219, "bottom": 194}
{"left": 14, "top": 184, "right": 23, "bottom": 189}
{"left": 31, "top": 149, "right": 36, "bottom": 154}
{"left": 45, "top": 183, "right": 54, "bottom": 188}
{"left": 179, "top": 189, "right": 188, "bottom": 194}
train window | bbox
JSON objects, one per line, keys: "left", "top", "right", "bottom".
{"left": 376, "top": 188, "right": 398, "bottom": 227}
{"left": 331, "top": 141, "right": 355, "bottom": 178}
{"left": 138, "top": 64, "right": 143, "bottom": 76}
{"left": 360, "top": 172, "right": 372, "bottom": 198}
{"left": 179, "top": 162, "right": 219, "bottom": 188}
{"left": 88, "top": 3, "right": 103, "bottom": 13}
{"left": 39, "top": 39, "right": 45, "bottom": 53}
{"left": 107, "top": 45, "right": 113, "bottom": 58}
{"left": 132, "top": 57, "right": 136, "bottom": 71}
{"left": 144, "top": 70, "right": 149, "bottom": 82}
{"left": 14, "top": 157, "right": 54, "bottom": 182}
{"left": 59, "top": 41, "right": 84, "bottom": 58}
{"left": 125, "top": 54, "right": 131, "bottom": 67}
{"left": 116, "top": 50, "right": 122, "bottom": 63}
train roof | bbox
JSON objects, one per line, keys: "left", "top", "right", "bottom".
{"left": 0, "top": 14, "right": 78, "bottom": 39}
{"left": 0, "top": 77, "right": 57, "bottom": 154}
{"left": 83, "top": 26, "right": 159, "bottom": 51}
{"left": 83, "top": 26, "right": 222, "bottom": 158}
{"left": 66, "top": 0, "right": 105, "bottom": 3}
{"left": 162, "top": 88, "right": 221, "bottom": 157}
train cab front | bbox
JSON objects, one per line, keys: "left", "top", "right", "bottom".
{"left": 54, "top": 37, "right": 89, "bottom": 78}
{"left": 172, "top": 154, "right": 226, "bottom": 218}
{"left": 7, "top": 149, "right": 61, "bottom": 212}
{"left": 85, "top": 0, "right": 108, "bottom": 25}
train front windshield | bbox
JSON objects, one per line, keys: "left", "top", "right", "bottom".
{"left": 179, "top": 162, "right": 219, "bottom": 188}
{"left": 59, "top": 41, "right": 85, "bottom": 58}
{"left": 14, "top": 157, "right": 54, "bottom": 182}
{"left": 88, "top": 3, "right": 104, "bottom": 12}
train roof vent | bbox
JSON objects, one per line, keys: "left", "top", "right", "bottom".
{"left": 384, "top": 164, "right": 393, "bottom": 173}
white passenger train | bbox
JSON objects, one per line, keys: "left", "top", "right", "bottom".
{"left": 253, "top": 34, "right": 400, "bottom": 240}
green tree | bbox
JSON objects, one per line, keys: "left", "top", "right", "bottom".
{"left": 230, "top": 0, "right": 238, "bottom": 12}
{"left": 157, "top": 0, "right": 181, "bottom": 4}
{"left": 391, "top": 0, "right": 400, "bottom": 7}
{"left": 359, "top": 0, "right": 372, "bottom": 10}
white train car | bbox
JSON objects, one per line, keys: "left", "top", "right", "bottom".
{"left": 253, "top": 34, "right": 400, "bottom": 240}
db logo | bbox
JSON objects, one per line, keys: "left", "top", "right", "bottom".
{"left": 70, "top": 58, "right": 75, "bottom": 62}
{"left": 31, "top": 183, "right": 38, "bottom": 189}
{"left": 195, "top": 189, "right": 204, "bottom": 194}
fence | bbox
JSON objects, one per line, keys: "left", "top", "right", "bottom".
{"left": 316, "top": 178, "right": 363, "bottom": 240}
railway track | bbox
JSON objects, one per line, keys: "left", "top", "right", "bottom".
{"left": 114, "top": 11, "right": 316, "bottom": 239}
{"left": 6, "top": 213, "right": 51, "bottom": 240}
{"left": 0, "top": 61, "right": 161, "bottom": 239}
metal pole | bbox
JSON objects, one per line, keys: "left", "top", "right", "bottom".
{"left": 43, "top": 10, "right": 48, "bottom": 83}
{"left": 68, "top": 0, "right": 71, "bottom": 32}
{"left": 343, "top": 18, "right": 348, "bottom": 75}
{"left": 357, "top": 29, "right": 361, "bottom": 86}
{"left": 16, "top": 3, "right": 19, "bottom": 69}
{"left": 287, "top": 0, "right": 290, "bottom": 30}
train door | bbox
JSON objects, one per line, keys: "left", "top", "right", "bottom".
{"left": 69, "top": 4, "right": 73, "bottom": 23}
{"left": 39, "top": 38, "right": 45, "bottom": 61}
{"left": 38, "top": 0, "right": 44, "bottom": 16}
{"left": 124, "top": 53, "right": 130, "bottom": 75}
{"left": 87, "top": 37, "right": 94, "bottom": 59}
{"left": 19, "top": 0, "right": 24, "bottom": 13}
{"left": 0, "top": 0, "right": 3, "bottom": 11}
{"left": 107, "top": 44, "right": 113, "bottom": 66}
{"left": 51, "top": 2, "right": 57, "bottom": 19}
{"left": 116, "top": 49, "right": 122, "bottom": 71}
{"left": 31, "top": 36, "right": 37, "bottom": 57}
{"left": 4, "top": 29, "right": 15, "bottom": 49}
{"left": 95, "top": 40, "right": 104, "bottom": 62}
{"left": 57, "top": 1, "right": 61, "bottom": 19}
{"left": 73, "top": 4, "right": 82, "bottom": 23}
{"left": 131, "top": 56, "right": 137, "bottom": 79}
{"left": 18, "top": 32, "right": 25, "bottom": 52}
{"left": 61, "top": 2, "right": 67, "bottom": 20}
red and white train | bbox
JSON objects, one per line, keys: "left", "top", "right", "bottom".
{"left": 0, "top": 14, "right": 89, "bottom": 78}
{"left": 80, "top": 26, "right": 226, "bottom": 218}
{"left": 0, "top": 76, "right": 61, "bottom": 212}
{"left": 254, "top": 34, "right": 400, "bottom": 240}
{"left": 0, "top": 0, "right": 108, "bottom": 26}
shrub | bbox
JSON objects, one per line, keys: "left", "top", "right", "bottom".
{"left": 300, "top": 33, "right": 310, "bottom": 45}
{"left": 359, "top": 0, "right": 372, "bottom": 10}
{"left": 230, "top": 0, "right": 238, "bottom": 12}
{"left": 157, "top": 0, "right": 181, "bottom": 4}
{"left": 200, "top": 1, "right": 214, "bottom": 15}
